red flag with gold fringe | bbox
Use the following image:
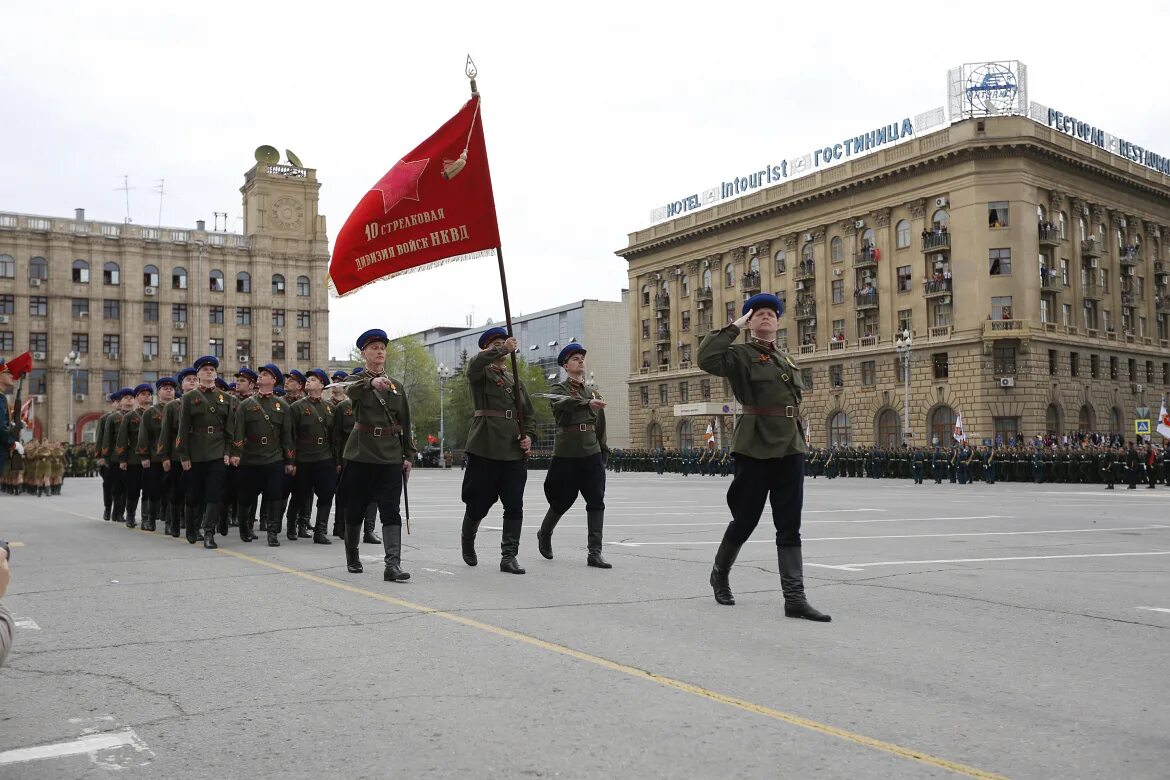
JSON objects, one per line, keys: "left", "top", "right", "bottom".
{"left": 328, "top": 96, "right": 500, "bottom": 296}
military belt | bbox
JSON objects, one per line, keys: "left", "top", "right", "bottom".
{"left": 298, "top": 435, "right": 327, "bottom": 445}
{"left": 742, "top": 405, "right": 796, "bottom": 417}
{"left": 354, "top": 422, "right": 402, "bottom": 437}
{"left": 195, "top": 426, "right": 224, "bottom": 435}
{"left": 246, "top": 435, "right": 274, "bottom": 445}
{"left": 560, "top": 423, "right": 596, "bottom": 434}
{"left": 474, "top": 409, "right": 516, "bottom": 419}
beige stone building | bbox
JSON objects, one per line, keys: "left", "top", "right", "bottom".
{"left": 619, "top": 116, "right": 1170, "bottom": 449}
{"left": 0, "top": 160, "right": 329, "bottom": 443}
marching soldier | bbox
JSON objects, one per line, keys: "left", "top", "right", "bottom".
{"left": 101, "top": 389, "right": 134, "bottom": 522}
{"left": 912, "top": 448, "right": 924, "bottom": 484}
{"left": 338, "top": 330, "right": 415, "bottom": 581}
{"left": 115, "top": 383, "right": 154, "bottom": 528}
{"left": 535, "top": 343, "right": 612, "bottom": 569}
{"left": 229, "top": 365, "right": 293, "bottom": 546}
{"left": 459, "top": 327, "right": 537, "bottom": 575}
{"left": 159, "top": 368, "right": 197, "bottom": 537}
{"left": 173, "top": 356, "right": 232, "bottom": 548}
{"left": 697, "top": 293, "right": 829, "bottom": 621}
{"left": 290, "top": 368, "right": 337, "bottom": 544}
{"left": 330, "top": 368, "right": 356, "bottom": 538}
{"left": 135, "top": 376, "right": 175, "bottom": 532}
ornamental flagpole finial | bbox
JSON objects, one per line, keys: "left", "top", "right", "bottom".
{"left": 466, "top": 55, "right": 478, "bottom": 96}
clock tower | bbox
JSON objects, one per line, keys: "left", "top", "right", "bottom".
{"left": 240, "top": 160, "right": 328, "bottom": 252}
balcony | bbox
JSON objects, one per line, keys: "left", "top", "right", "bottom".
{"left": 654, "top": 293, "right": 671, "bottom": 312}
{"left": 655, "top": 327, "right": 671, "bottom": 344}
{"left": 1158, "top": 297, "right": 1170, "bottom": 315}
{"left": 1082, "top": 283, "right": 1101, "bottom": 301}
{"left": 853, "top": 247, "right": 878, "bottom": 269}
{"left": 794, "top": 303, "right": 817, "bottom": 321}
{"left": 695, "top": 286, "right": 712, "bottom": 303}
{"left": 1081, "top": 237, "right": 1104, "bottom": 259}
{"left": 1040, "top": 274, "right": 1065, "bottom": 292}
{"left": 854, "top": 290, "right": 879, "bottom": 310}
{"left": 794, "top": 263, "right": 815, "bottom": 283}
{"left": 921, "top": 231, "right": 950, "bottom": 253}
{"left": 1038, "top": 223, "right": 1062, "bottom": 248}
{"left": 928, "top": 325, "right": 953, "bottom": 339}
{"left": 1120, "top": 292, "right": 1136, "bottom": 308}
{"left": 923, "top": 278, "right": 952, "bottom": 298}
{"left": 984, "top": 318, "right": 1026, "bottom": 337}
{"left": 740, "top": 271, "right": 761, "bottom": 295}
{"left": 1119, "top": 247, "right": 1141, "bottom": 268}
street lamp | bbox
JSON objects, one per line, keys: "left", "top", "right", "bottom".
{"left": 437, "top": 362, "right": 453, "bottom": 467}
{"left": 63, "top": 350, "right": 82, "bottom": 443}
{"left": 893, "top": 329, "right": 912, "bottom": 445}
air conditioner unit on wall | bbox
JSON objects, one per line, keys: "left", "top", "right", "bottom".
{"left": 74, "top": 393, "right": 86, "bottom": 401}
{"left": 796, "top": 281, "right": 805, "bottom": 291}
{"left": 145, "top": 286, "right": 156, "bottom": 296}
{"left": 1000, "top": 377, "right": 1015, "bottom": 387}
{"left": 172, "top": 355, "right": 183, "bottom": 363}
{"left": 803, "top": 232, "right": 814, "bottom": 242}
{"left": 32, "top": 352, "right": 45, "bottom": 360}
{"left": 935, "top": 197, "right": 949, "bottom": 208}
{"left": 1133, "top": 383, "right": 1143, "bottom": 393}
{"left": 1120, "top": 218, "right": 1127, "bottom": 229}
{"left": 854, "top": 219, "right": 865, "bottom": 229}
{"left": 1089, "top": 258, "right": 1099, "bottom": 269}
{"left": 748, "top": 246, "right": 757, "bottom": 256}
{"left": 240, "top": 355, "right": 250, "bottom": 364}
{"left": 29, "top": 278, "right": 42, "bottom": 287}
{"left": 272, "top": 327, "right": 282, "bottom": 335}
{"left": 175, "top": 322, "right": 186, "bottom": 330}
{"left": 0, "top": 315, "right": 9, "bottom": 324}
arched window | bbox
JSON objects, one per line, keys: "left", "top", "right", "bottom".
{"left": 646, "top": 421, "right": 663, "bottom": 449}
{"left": 702, "top": 269, "right": 712, "bottom": 289}
{"left": 641, "top": 284, "right": 650, "bottom": 306}
{"left": 272, "top": 274, "right": 286, "bottom": 295}
{"left": 801, "top": 242, "right": 814, "bottom": 264}
{"left": 236, "top": 271, "right": 251, "bottom": 293}
{"left": 1078, "top": 217, "right": 1087, "bottom": 242}
{"left": 830, "top": 236, "right": 843, "bottom": 262}
{"left": 1077, "top": 404, "right": 1094, "bottom": 432}
{"left": 209, "top": 269, "right": 224, "bottom": 292}
{"left": 1116, "top": 228, "right": 1125, "bottom": 250}
{"left": 861, "top": 228, "right": 875, "bottom": 248}
{"left": 828, "top": 411, "right": 849, "bottom": 446}
{"left": 72, "top": 259, "right": 90, "bottom": 284}
{"left": 103, "top": 261, "right": 120, "bottom": 285}
{"left": 724, "top": 263, "right": 735, "bottom": 287}
{"left": 1059, "top": 211, "right": 1068, "bottom": 239}
{"left": 748, "top": 256, "right": 760, "bottom": 275}
{"left": 1111, "top": 406, "right": 1123, "bottom": 436}
{"left": 681, "top": 275, "right": 690, "bottom": 297}
{"left": 678, "top": 419, "right": 694, "bottom": 449}
{"left": 928, "top": 405, "right": 957, "bottom": 447}
{"left": 297, "top": 275, "right": 310, "bottom": 296}
{"left": 774, "top": 250, "right": 786, "bottom": 274}
{"left": 876, "top": 408, "right": 900, "bottom": 447}
{"left": 172, "top": 266, "right": 188, "bottom": 290}
{"left": 895, "top": 220, "right": 911, "bottom": 248}
{"left": 29, "top": 256, "right": 48, "bottom": 280}
{"left": 143, "top": 265, "right": 159, "bottom": 288}
{"left": 932, "top": 209, "right": 949, "bottom": 229}
{"left": 1036, "top": 204, "right": 1047, "bottom": 222}
{"left": 1045, "top": 403, "right": 1061, "bottom": 434}
{"left": 0, "top": 254, "right": 13, "bottom": 278}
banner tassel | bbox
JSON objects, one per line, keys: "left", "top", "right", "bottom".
{"left": 442, "top": 151, "right": 467, "bottom": 180}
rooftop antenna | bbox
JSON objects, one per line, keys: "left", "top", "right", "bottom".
{"left": 213, "top": 211, "right": 228, "bottom": 231}
{"left": 114, "top": 175, "right": 134, "bottom": 223}
{"left": 153, "top": 179, "right": 166, "bottom": 227}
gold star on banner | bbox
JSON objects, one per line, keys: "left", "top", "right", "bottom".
{"left": 372, "top": 158, "right": 429, "bottom": 215}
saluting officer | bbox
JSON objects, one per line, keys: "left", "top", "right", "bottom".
{"left": 290, "top": 368, "right": 337, "bottom": 545}
{"left": 116, "top": 383, "right": 154, "bottom": 528}
{"left": 229, "top": 364, "right": 294, "bottom": 546}
{"left": 697, "top": 293, "right": 830, "bottom": 621}
{"left": 101, "top": 389, "right": 135, "bottom": 524}
{"left": 536, "top": 343, "right": 612, "bottom": 569}
{"left": 338, "top": 330, "right": 415, "bottom": 581}
{"left": 158, "top": 368, "right": 197, "bottom": 537}
{"left": 459, "top": 327, "right": 537, "bottom": 575}
{"left": 135, "top": 376, "right": 176, "bottom": 533}
{"left": 173, "top": 356, "right": 232, "bottom": 549}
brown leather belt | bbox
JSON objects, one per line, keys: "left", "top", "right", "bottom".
{"left": 354, "top": 422, "right": 402, "bottom": 437}
{"left": 298, "top": 435, "right": 328, "bottom": 445}
{"left": 474, "top": 409, "right": 516, "bottom": 419}
{"left": 560, "top": 423, "right": 596, "bottom": 433}
{"left": 246, "top": 434, "right": 274, "bottom": 445}
{"left": 742, "top": 405, "right": 796, "bottom": 417}
{"left": 196, "top": 426, "right": 224, "bottom": 435}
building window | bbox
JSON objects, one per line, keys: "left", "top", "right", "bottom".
{"left": 993, "top": 344, "right": 1016, "bottom": 376}
{"left": 209, "top": 338, "right": 224, "bottom": 359}
{"left": 231, "top": 307, "right": 250, "bottom": 327}
{"left": 658, "top": 383, "right": 668, "bottom": 404}
{"left": 1070, "top": 351, "right": 1079, "bottom": 377}
{"left": 1048, "top": 349, "right": 1058, "bottom": 375}
{"left": 0, "top": 332, "right": 14, "bottom": 353}
{"left": 209, "top": 306, "right": 225, "bottom": 325}
{"left": 774, "top": 250, "right": 786, "bottom": 275}
{"left": 209, "top": 269, "right": 224, "bottom": 292}
{"left": 25, "top": 368, "right": 46, "bottom": 395}
{"left": 272, "top": 341, "right": 285, "bottom": 360}
{"left": 829, "top": 364, "right": 843, "bottom": 388}
{"left": 724, "top": 263, "right": 735, "bottom": 288}
{"left": 297, "top": 310, "right": 310, "bottom": 328}
{"left": 801, "top": 242, "right": 814, "bottom": 265}
{"left": 988, "top": 201, "right": 1010, "bottom": 229}
{"left": 102, "top": 370, "right": 120, "bottom": 397}
{"left": 680, "top": 381, "right": 689, "bottom": 402}
{"left": 896, "top": 220, "right": 911, "bottom": 249}
{"left": 928, "top": 405, "right": 956, "bottom": 446}
{"left": 236, "top": 271, "right": 252, "bottom": 293}
{"left": 831, "top": 319, "right": 845, "bottom": 342}
{"left": 831, "top": 279, "right": 844, "bottom": 304}
{"left": 640, "top": 385, "right": 649, "bottom": 405}
{"left": 144, "top": 301, "right": 159, "bottom": 322}
{"left": 1146, "top": 360, "right": 1155, "bottom": 384}
{"left": 989, "top": 248, "right": 1011, "bottom": 275}
{"left": 641, "top": 285, "right": 650, "bottom": 306}
{"left": 802, "top": 368, "right": 815, "bottom": 390}
{"left": 72, "top": 370, "right": 90, "bottom": 395}
{"left": 143, "top": 336, "right": 159, "bottom": 359}
{"left": 1110, "top": 356, "right": 1119, "bottom": 380}
{"left": 641, "top": 319, "right": 650, "bottom": 340}
{"left": 0, "top": 295, "right": 13, "bottom": 315}
{"left": 830, "top": 236, "right": 843, "bottom": 263}
{"left": 71, "top": 333, "right": 89, "bottom": 355}
{"left": 702, "top": 269, "right": 713, "bottom": 289}
{"left": 1128, "top": 358, "right": 1137, "bottom": 383}
{"left": 1062, "top": 303, "right": 1072, "bottom": 326}
{"left": 932, "top": 209, "right": 949, "bottom": 230}
{"left": 272, "top": 274, "right": 285, "bottom": 295}
{"left": 102, "top": 261, "right": 120, "bottom": 285}
{"left": 172, "top": 304, "right": 187, "bottom": 323}
{"left": 28, "top": 296, "right": 48, "bottom": 318}
{"left": 1163, "top": 362, "right": 1169, "bottom": 386}
{"left": 932, "top": 352, "right": 949, "bottom": 379}
{"left": 828, "top": 411, "right": 849, "bottom": 446}
{"left": 72, "top": 299, "right": 89, "bottom": 318}
{"left": 172, "top": 267, "right": 188, "bottom": 291}
{"left": 171, "top": 337, "right": 187, "bottom": 358}
{"left": 103, "top": 299, "right": 120, "bottom": 320}
{"left": 103, "top": 334, "right": 120, "bottom": 357}
{"left": 897, "top": 265, "right": 912, "bottom": 292}
{"left": 29, "top": 256, "right": 48, "bottom": 280}
{"left": 144, "top": 265, "right": 159, "bottom": 288}
{"left": 991, "top": 296, "right": 1013, "bottom": 321}
{"left": 898, "top": 309, "right": 912, "bottom": 335}
{"left": 680, "top": 310, "right": 691, "bottom": 332}
{"left": 297, "top": 276, "right": 310, "bottom": 296}
{"left": 861, "top": 360, "right": 875, "bottom": 386}
{"left": 993, "top": 416, "right": 1019, "bottom": 444}
{"left": 72, "top": 259, "right": 90, "bottom": 283}
{"left": 1090, "top": 354, "right": 1100, "bottom": 379}
{"left": 27, "top": 333, "right": 47, "bottom": 354}
{"left": 700, "top": 378, "right": 711, "bottom": 400}
{"left": 725, "top": 302, "right": 736, "bottom": 324}
{"left": 272, "top": 309, "right": 285, "bottom": 328}
{"left": 232, "top": 340, "right": 249, "bottom": 360}
{"left": 680, "top": 275, "right": 690, "bottom": 297}
{"left": 297, "top": 342, "right": 311, "bottom": 361}
{"left": 0, "top": 254, "right": 13, "bottom": 278}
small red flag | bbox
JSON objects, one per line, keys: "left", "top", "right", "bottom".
{"left": 426, "top": 434, "right": 439, "bottom": 445}
{"left": 2, "top": 351, "right": 33, "bottom": 380}
{"left": 329, "top": 96, "right": 501, "bottom": 296}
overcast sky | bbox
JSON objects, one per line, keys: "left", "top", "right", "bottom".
{"left": 4, "top": 1, "right": 1168, "bottom": 360}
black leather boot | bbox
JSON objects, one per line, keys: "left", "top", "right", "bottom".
{"left": 333, "top": 503, "right": 346, "bottom": 538}
{"left": 499, "top": 513, "right": 526, "bottom": 574}
{"left": 125, "top": 497, "right": 139, "bottom": 529}
{"left": 217, "top": 506, "right": 229, "bottom": 536}
{"left": 103, "top": 504, "right": 112, "bottom": 522}
{"left": 460, "top": 510, "right": 479, "bottom": 566}
{"left": 536, "top": 508, "right": 560, "bottom": 560}
{"left": 313, "top": 504, "right": 332, "bottom": 544}
{"left": 710, "top": 537, "right": 741, "bottom": 606}
{"left": 382, "top": 524, "right": 410, "bottom": 582}
{"left": 586, "top": 509, "right": 611, "bottom": 569}
{"left": 203, "top": 505, "right": 220, "bottom": 549}
{"left": 185, "top": 505, "right": 199, "bottom": 544}
{"left": 238, "top": 503, "right": 254, "bottom": 542}
{"left": 170, "top": 502, "right": 183, "bottom": 537}
{"left": 112, "top": 493, "right": 126, "bottom": 525}
{"left": 286, "top": 514, "right": 298, "bottom": 541}
{"left": 345, "top": 523, "right": 363, "bottom": 572}
{"left": 777, "top": 547, "right": 831, "bottom": 622}
{"left": 265, "top": 503, "right": 280, "bottom": 546}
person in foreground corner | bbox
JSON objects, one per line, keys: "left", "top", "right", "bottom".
{"left": 696, "top": 292, "right": 830, "bottom": 622}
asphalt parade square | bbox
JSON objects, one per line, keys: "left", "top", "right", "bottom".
{"left": 1, "top": 471, "right": 1168, "bottom": 779}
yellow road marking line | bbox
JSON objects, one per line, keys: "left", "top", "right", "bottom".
{"left": 215, "top": 547, "right": 1006, "bottom": 779}
{"left": 10, "top": 542, "right": 26, "bottom": 548}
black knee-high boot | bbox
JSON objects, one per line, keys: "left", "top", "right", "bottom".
{"left": 203, "top": 504, "right": 220, "bottom": 549}
{"left": 710, "top": 537, "right": 741, "bottom": 605}
{"left": 185, "top": 505, "right": 199, "bottom": 544}
{"left": 344, "top": 523, "right": 363, "bottom": 572}
{"left": 125, "top": 495, "right": 139, "bottom": 529}
{"left": 536, "top": 508, "right": 561, "bottom": 560}
{"left": 586, "top": 509, "right": 611, "bottom": 569}
{"left": 461, "top": 510, "right": 480, "bottom": 566}
{"left": 500, "top": 513, "right": 525, "bottom": 575}
{"left": 777, "top": 547, "right": 831, "bottom": 622}
{"left": 266, "top": 501, "right": 281, "bottom": 546}
{"left": 382, "top": 524, "right": 409, "bottom": 581}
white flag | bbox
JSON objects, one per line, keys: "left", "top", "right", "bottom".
{"left": 1157, "top": 401, "right": 1170, "bottom": 440}
{"left": 953, "top": 413, "right": 966, "bottom": 442}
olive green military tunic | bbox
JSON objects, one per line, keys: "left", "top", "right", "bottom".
{"left": 101, "top": 411, "right": 130, "bottom": 465}
{"left": 115, "top": 408, "right": 146, "bottom": 465}
{"left": 157, "top": 398, "right": 183, "bottom": 462}
{"left": 464, "top": 346, "right": 536, "bottom": 461}
{"left": 548, "top": 378, "right": 608, "bottom": 458}
{"left": 229, "top": 393, "right": 293, "bottom": 466}
{"left": 342, "top": 372, "right": 416, "bottom": 465}
{"left": 332, "top": 397, "right": 355, "bottom": 465}
{"left": 136, "top": 402, "right": 169, "bottom": 464}
{"left": 290, "top": 396, "right": 336, "bottom": 464}
{"left": 173, "top": 386, "right": 233, "bottom": 464}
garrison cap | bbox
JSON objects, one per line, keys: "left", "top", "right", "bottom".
{"left": 742, "top": 292, "right": 784, "bottom": 317}
{"left": 478, "top": 327, "right": 509, "bottom": 349}
{"left": 356, "top": 329, "right": 389, "bottom": 350}
{"left": 557, "top": 343, "right": 587, "bottom": 366}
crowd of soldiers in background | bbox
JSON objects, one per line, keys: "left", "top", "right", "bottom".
{"left": 0, "top": 440, "right": 75, "bottom": 496}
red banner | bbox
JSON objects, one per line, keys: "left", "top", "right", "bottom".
{"left": 3, "top": 351, "right": 33, "bottom": 380}
{"left": 329, "top": 96, "right": 501, "bottom": 296}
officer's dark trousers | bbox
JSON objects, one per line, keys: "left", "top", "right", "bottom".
{"left": 100, "top": 464, "right": 113, "bottom": 511}
{"left": 341, "top": 460, "right": 403, "bottom": 566}
{"left": 124, "top": 464, "right": 144, "bottom": 520}
{"left": 543, "top": 454, "right": 606, "bottom": 515}
{"left": 108, "top": 464, "right": 127, "bottom": 520}
{"left": 185, "top": 460, "right": 226, "bottom": 531}
{"left": 238, "top": 462, "right": 285, "bottom": 532}
{"left": 462, "top": 454, "right": 526, "bottom": 556}
{"left": 143, "top": 462, "right": 165, "bottom": 508}
{"left": 720, "top": 453, "right": 804, "bottom": 550}
{"left": 294, "top": 460, "right": 336, "bottom": 533}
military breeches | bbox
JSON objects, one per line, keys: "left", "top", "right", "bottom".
{"left": 294, "top": 460, "right": 336, "bottom": 526}
{"left": 721, "top": 453, "right": 805, "bottom": 549}
{"left": 238, "top": 462, "right": 284, "bottom": 529}
{"left": 185, "top": 460, "right": 225, "bottom": 507}
{"left": 461, "top": 453, "right": 526, "bottom": 522}
{"left": 543, "top": 453, "right": 606, "bottom": 515}
{"left": 340, "top": 460, "right": 403, "bottom": 529}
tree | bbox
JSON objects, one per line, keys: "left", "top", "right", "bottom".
{"left": 386, "top": 336, "right": 439, "bottom": 445}
{"left": 440, "top": 353, "right": 555, "bottom": 450}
